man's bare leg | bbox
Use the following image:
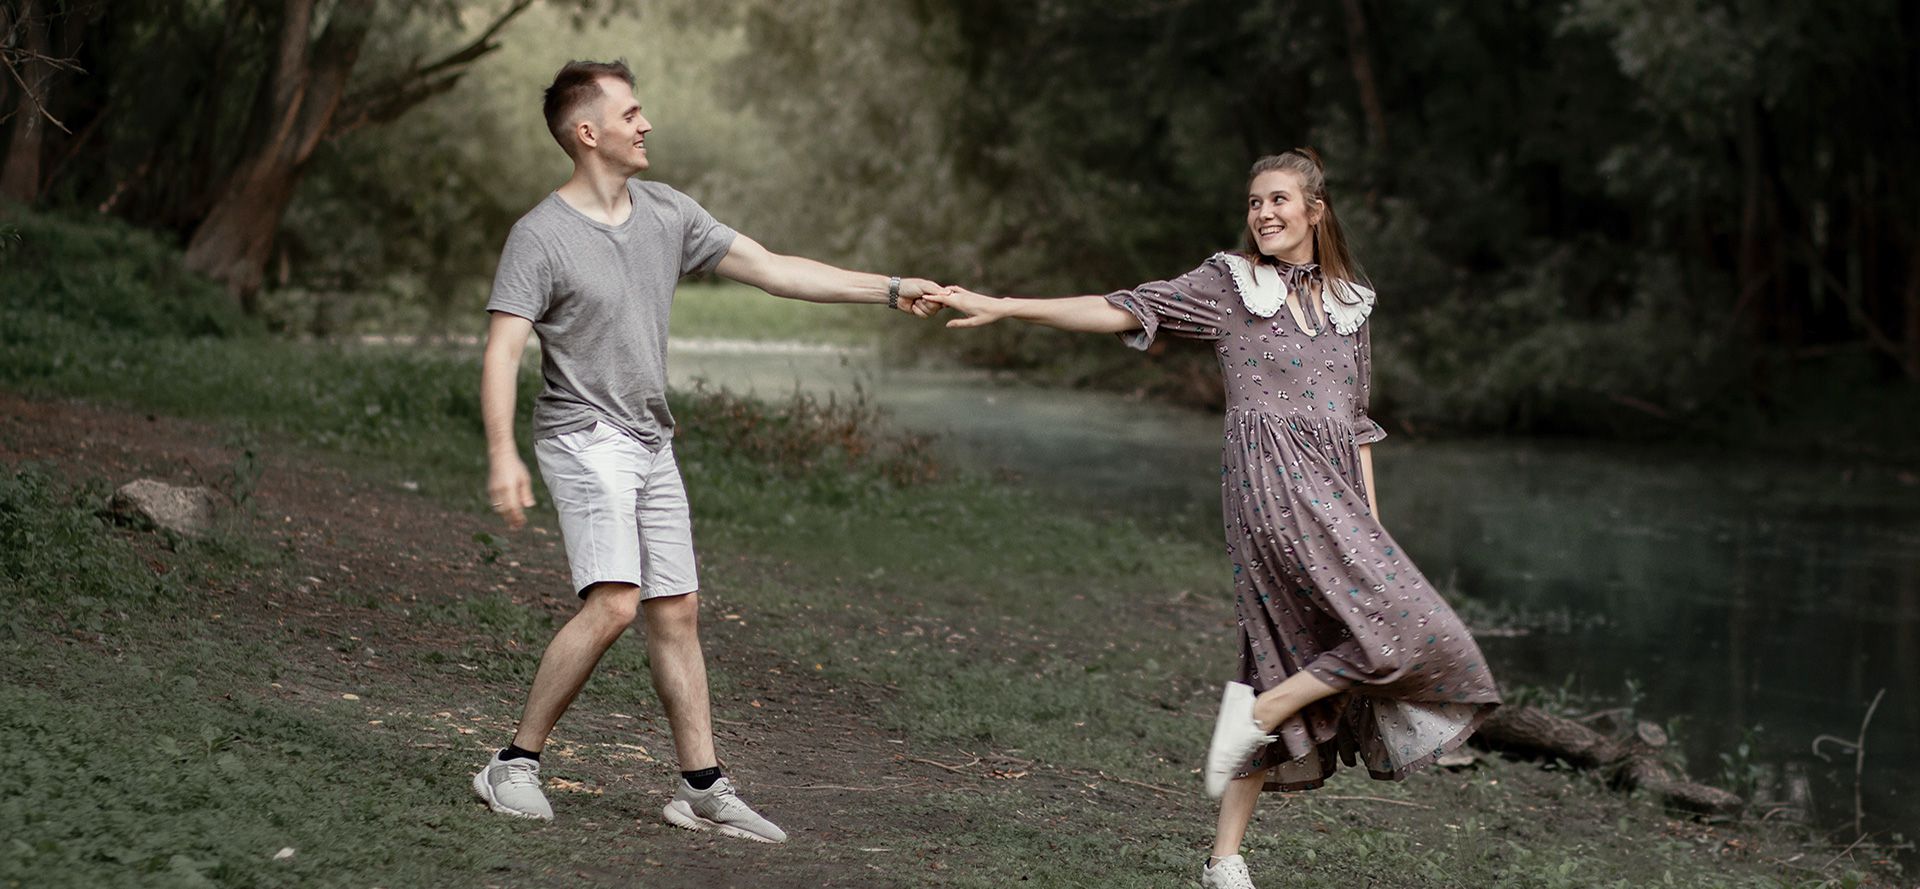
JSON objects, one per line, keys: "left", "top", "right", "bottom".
{"left": 510, "top": 582, "right": 642, "bottom": 751}
{"left": 641, "top": 591, "right": 716, "bottom": 770}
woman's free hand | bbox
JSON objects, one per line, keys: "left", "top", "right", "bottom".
{"left": 924, "top": 287, "right": 1010, "bottom": 328}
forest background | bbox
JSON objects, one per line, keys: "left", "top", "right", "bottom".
{"left": 2, "top": 0, "right": 1916, "bottom": 450}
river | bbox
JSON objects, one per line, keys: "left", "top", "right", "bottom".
{"left": 667, "top": 338, "right": 1920, "bottom": 845}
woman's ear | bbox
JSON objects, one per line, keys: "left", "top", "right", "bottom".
{"left": 1309, "top": 199, "right": 1326, "bottom": 227}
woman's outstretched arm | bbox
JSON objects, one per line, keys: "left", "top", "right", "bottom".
{"left": 922, "top": 288, "right": 1141, "bottom": 334}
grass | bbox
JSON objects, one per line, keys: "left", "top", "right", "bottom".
{"left": 670, "top": 279, "right": 883, "bottom": 345}
{"left": 0, "top": 207, "right": 1898, "bottom": 887}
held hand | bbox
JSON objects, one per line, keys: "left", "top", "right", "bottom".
{"left": 897, "top": 277, "right": 949, "bottom": 318}
{"left": 487, "top": 453, "right": 536, "bottom": 530}
{"left": 922, "top": 287, "right": 1009, "bottom": 328}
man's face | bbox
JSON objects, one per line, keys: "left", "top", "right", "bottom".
{"left": 589, "top": 77, "right": 651, "bottom": 173}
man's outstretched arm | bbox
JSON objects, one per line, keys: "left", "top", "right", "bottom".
{"left": 482, "top": 311, "right": 537, "bottom": 529}
{"left": 713, "top": 234, "right": 942, "bottom": 315}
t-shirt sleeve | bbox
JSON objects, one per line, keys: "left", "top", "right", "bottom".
{"left": 484, "top": 223, "right": 553, "bottom": 321}
{"left": 668, "top": 188, "right": 739, "bottom": 276}
{"left": 1102, "top": 258, "right": 1230, "bottom": 351}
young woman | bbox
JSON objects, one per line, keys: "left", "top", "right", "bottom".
{"left": 925, "top": 150, "right": 1500, "bottom": 889}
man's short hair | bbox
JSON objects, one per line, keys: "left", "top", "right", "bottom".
{"left": 543, "top": 60, "right": 636, "bottom": 155}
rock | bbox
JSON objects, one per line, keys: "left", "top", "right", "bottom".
{"left": 110, "top": 479, "right": 220, "bottom": 537}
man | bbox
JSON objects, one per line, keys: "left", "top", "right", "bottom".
{"left": 471, "top": 59, "right": 944, "bottom": 843}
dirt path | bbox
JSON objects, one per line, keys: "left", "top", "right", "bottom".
{"left": 1, "top": 392, "right": 1178, "bottom": 888}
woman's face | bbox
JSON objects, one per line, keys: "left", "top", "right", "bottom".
{"left": 1246, "top": 170, "right": 1320, "bottom": 264}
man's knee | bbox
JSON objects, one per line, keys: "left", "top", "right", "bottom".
{"left": 642, "top": 591, "right": 700, "bottom": 641}
{"left": 581, "top": 583, "right": 643, "bottom": 630}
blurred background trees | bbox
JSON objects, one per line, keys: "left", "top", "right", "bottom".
{"left": 3, "top": 0, "right": 1914, "bottom": 443}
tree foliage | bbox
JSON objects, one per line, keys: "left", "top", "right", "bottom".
{"left": 3, "top": 1, "right": 1914, "bottom": 441}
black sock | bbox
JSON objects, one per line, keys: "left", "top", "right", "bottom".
{"left": 500, "top": 744, "right": 542, "bottom": 763}
{"left": 681, "top": 766, "right": 723, "bottom": 790}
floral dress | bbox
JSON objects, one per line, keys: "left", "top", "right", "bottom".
{"left": 1105, "top": 253, "right": 1500, "bottom": 791}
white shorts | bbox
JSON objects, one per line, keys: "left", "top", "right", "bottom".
{"left": 534, "top": 422, "right": 698, "bottom": 600}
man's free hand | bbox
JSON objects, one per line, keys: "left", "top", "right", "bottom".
{"left": 488, "top": 453, "right": 537, "bottom": 530}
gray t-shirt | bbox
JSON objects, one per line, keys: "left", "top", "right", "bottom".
{"left": 486, "top": 179, "right": 737, "bottom": 449}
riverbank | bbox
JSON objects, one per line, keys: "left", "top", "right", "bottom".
{"left": 0, "top": 386, "right": 1903, "bottom": 887}
{"left": 1, "top": 211, "right": 1905, "bottom": 886}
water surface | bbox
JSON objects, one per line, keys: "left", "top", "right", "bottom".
{"left": 668, "top": 340, "right": 1920, "bottom": 842}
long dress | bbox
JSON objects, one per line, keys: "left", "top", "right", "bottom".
{"left": 1104, "top": 253, "right": 1501, "bottom": 791}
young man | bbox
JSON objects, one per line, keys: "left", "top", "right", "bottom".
{"left": 471, "top": 59, "right": 944, "bottom": 843}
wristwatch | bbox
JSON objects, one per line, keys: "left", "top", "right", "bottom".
{"left": 886, "top": 276, "right": 901, "bottom": 310}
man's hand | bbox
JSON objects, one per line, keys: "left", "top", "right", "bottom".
{"left": 922, "top": 287, "right": 1010, "bottom": 328}
{"left": 488, "top": 453, "right": 537, "bottom": 530}
{"left": 897, "top": 277, "right": 949, "bottom": 318}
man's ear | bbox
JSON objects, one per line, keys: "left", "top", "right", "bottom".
{"left": 574, "top": 119, "right": 598, "bottom": 152}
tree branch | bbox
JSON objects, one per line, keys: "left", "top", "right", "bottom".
{"left": 327, "top": 0, "right": 534, "bottom": 139}
{"left": 0, "top": 2, "right": 80, "bottom": 134}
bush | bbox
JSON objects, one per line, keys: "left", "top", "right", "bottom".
{"left": 0, "top": 208, "right": 255, "bottom": 339}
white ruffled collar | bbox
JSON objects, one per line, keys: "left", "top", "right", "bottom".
{"left": 1215, "top": 251, "right": 1374, "bottom": 336}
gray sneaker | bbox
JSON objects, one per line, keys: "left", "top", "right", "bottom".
{"left": 472, "top": 753, "right": 554, "bottom": 821}
{"left": 661, "top": 776, "right": 787, "bottom": 843}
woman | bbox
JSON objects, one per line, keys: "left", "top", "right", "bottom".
{"left": 925, "top": 150, "right": 1500, "bottom": 889}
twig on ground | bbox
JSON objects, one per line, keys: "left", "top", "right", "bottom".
{"left": 761, "top": 781, "right": 925, "bottom": 792}
{"left": 1810, "top": 687, "right": 1885, "bottom": 839}
{"left": 1079, "top": 769, "right": 1179, "bottom": 796}
{"left": 906, "top": 755, "right": 982, "bottom": 775}
{"left": 1819, "top": 831, "right": 1874, "bottom": 873}
{"left": 1296, "top": 794, "right": 1433, "bottom": 809}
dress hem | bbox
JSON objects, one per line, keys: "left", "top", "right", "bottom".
{"left": 1255, "top": 701, "right": 1499, "bottom": 793}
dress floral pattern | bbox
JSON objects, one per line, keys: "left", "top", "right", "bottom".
{"left": 1105, "top": 253, "right": 1500, "bottom": 791}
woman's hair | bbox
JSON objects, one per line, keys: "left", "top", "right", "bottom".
{"left": 1240, "top": 149, "right": 1366, "bottom": 285}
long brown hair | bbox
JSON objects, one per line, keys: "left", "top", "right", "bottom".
{"left": 1239, "top": 149, "right": 1367, "bottom": 285}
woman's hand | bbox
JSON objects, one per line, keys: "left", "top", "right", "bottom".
{"left": 923, "top": 287, "right": 1012, "bottom": 328}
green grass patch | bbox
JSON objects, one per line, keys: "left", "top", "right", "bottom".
{"left": 671, "top": 280, "right": 882, "bottom": 344}
{"left": 0, "top": 208, "right": 1892, "bottom": 888}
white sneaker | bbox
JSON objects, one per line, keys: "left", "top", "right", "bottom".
{"left": 1201, "top": 854, "right": 1257, "bottom": 888}
{"left": 1203, "top": 682, "right": 1275, "bottom": 799}
{"left": 472, "top": 752, "right": 554, "bottom": 821}
{"left": 661, "top": 776, "right": 788, "bottom": 843}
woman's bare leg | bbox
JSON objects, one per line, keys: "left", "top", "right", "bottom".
{"left": 1211, "top": 772, "right": 1267, "bottom": 859}
{"left": 1250, "top": 669, "right": 1339, "bottom": 731}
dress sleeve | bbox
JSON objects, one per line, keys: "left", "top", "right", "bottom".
{"left": 1354, "top": 321, "right": 1388, "bottom": 445}
{"left": 1101, "top": 258, "right": 1230, "bottom": 351}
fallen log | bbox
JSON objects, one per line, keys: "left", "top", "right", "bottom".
{"left": 1472, "top": 705, "right": 1744, "bottom": 816}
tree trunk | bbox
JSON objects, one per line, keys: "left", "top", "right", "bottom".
{"left": 1340, "top": 0, "right": 1388, "bottom": 155}
{"left": 184, "top": 0, "right": 375, "bottom": 308}
{"left": 181, "top": 0, "right": 529, "bottom": 309}
{"left": 1473, "top": 705, "right": 1744, "bottom": 816}
{"left": 1, "top": 0, "right": 51, "bottom": 203}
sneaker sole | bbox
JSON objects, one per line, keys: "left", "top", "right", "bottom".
{"left": 1204, "top": 682, "right": 1263, "bottom": 800}
{"left": 662, "top": 799, "right": 785, "bottom": 844}
{"left": 471, "top": 769, "right": 553, "bottom": 822}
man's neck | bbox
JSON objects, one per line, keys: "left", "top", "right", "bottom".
{"left": 555, "top": 161, "right": 635, "bottom": 226}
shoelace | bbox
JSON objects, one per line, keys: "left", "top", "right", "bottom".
{"left": 499, "top": 760, "right": 541, "bottom": 788}
{"left": 705, "top": 779, "right": 751, "bottom": 817}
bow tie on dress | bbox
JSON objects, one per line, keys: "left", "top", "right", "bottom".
{"left": 1215, "top": 251, "right": 1377, "bottom": 336}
